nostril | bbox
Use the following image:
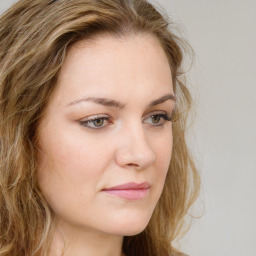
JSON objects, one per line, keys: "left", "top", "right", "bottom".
{"left": 127, "top": 163, "right": 140, "bottom": 167}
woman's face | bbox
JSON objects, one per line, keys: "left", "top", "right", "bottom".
{"left": 37, "top": 34, "right": 175, "bottom": 237}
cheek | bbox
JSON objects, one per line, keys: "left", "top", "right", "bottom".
{"left": 36, "top": 125, "right": 118, "bottom": 206}
{"left": 36, "top": 130, "right": 112, "bottom": 220}
{"left": 38, "top": 128, "right": 111, "bottom": 179}
{"left": 150, "top": 128, "right": 173, "bottom": 198}
{"left": 155, "top": 128, "right": 173, "bottom": 170}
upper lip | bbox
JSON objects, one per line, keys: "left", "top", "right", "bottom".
{"left": 102, "top": 182, "right": 150, "bottom": 191}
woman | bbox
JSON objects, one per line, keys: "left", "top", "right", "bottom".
{"left": 0, "top": 0, "right": 200, "bottom": 255}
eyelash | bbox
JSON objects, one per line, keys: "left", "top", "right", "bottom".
{"left": 79, "top": 115, "right": 111, "bottom": 129}
{"left": 144, "top": 113, "right": 173, "bottom": 126}
{"left": 79, "top": 112, "right": 173, "bottom": 130}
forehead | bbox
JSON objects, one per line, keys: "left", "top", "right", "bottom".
{"left": 52, "top": 33, "right": 173, "bottom": 106}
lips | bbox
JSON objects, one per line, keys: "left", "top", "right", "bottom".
{"left": 102, "top": 182, "right": 150, "bottom": 200}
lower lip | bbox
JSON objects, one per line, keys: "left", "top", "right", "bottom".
{"left": 102, "top": 188, "right": 149, "bottom": 200}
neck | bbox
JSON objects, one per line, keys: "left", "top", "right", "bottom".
{"left": 48, "top": 221, "right": 125, "bottom": 256}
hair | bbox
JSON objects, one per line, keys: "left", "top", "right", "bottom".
{"left": 0, "top": 0, "right": 200, "bottom": 255}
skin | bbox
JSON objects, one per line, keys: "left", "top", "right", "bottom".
{"left": 37, "top": 33, "right": 175, "bottom": 256}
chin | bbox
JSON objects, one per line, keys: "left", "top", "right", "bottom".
{"left": 113, "top": 224, "right": 148, "bottom": 237}
{"left": 122, "top": 226, "right": 148, "bottom": 236}
{"left": 108, "top": 212, "right": 152, "bottom": 236}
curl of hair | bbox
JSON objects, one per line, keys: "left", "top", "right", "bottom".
{"left": 0, "top": 0, "right": 200, "bottom": 255}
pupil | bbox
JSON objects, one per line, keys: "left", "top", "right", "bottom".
{"left": 94, "top": 119, "right": 104, "bottom": 127}
{"left": 152, "top": 115, "right": 160, "bottom": 123}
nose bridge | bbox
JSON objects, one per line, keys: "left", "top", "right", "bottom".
{"left": 115, "top": 119, "right": 156, "bottom": 169}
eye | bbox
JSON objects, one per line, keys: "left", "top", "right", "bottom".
{"left": 143, "top": 113, "right": 172, "bottom": 126}
{"left": 79, "top": 115, "right": 111, "bottom": 129}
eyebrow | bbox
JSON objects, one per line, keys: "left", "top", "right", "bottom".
{"left": 67, "top": 93, "right": 176, "bottom": 109}
{"left": 68, "top": 96, "right": 125, "bottom": 109}
{"left": 148, "top": 94, "right": 176, "bottom": 107}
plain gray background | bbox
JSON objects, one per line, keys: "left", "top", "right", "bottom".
{"left": 1, "top": 0, "right": 256, "bottom": 255}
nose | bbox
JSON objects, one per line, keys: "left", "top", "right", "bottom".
{"left": 115, "top": 122, "right": 156, "bottom": 170}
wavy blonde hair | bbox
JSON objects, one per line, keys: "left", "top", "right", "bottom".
{"left": 0, "top": 0, "right": 200, "bottom": 255}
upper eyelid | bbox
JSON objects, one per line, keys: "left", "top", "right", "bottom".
{"left": 143, "top": 110, "right": 171, "bottom": 120}
{"left": 79, "top": 110, "right": 171, "bottom": 120}
{"left": 79, "top": 111, "right": 169, "bottom": 121}
{"left": 79, "top": 114, "right": 109, "bottom": 121}
{"left": 144, "top": 110, "right": 168, "bottom": 116}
